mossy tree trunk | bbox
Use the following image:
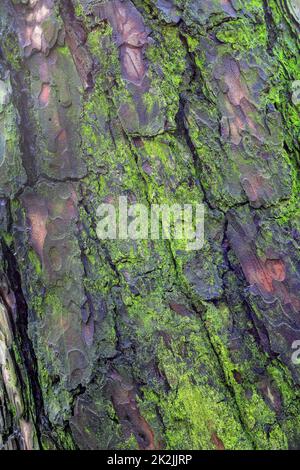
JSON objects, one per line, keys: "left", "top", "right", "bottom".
{"left": 0, "top": 0, "right": 299, "bottom": 450}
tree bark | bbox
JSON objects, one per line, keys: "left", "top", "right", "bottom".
{"left": 0, "top": 0, "right": 299, "bottom": 450}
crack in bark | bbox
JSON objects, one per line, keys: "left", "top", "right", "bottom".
{"left": 262, "top": 0, "right": 278, "bottom": 54}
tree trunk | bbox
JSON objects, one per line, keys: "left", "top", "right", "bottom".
{"left": 0, "top": 0, "right": 299, "bottom": 450}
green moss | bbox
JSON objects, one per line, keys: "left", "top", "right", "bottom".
{"left": 44, "top": 292, "right": 64, "bottom": 317}
{"left": 1, "top": 33, "right": 21, "bottom": 70}
{"left": 260, "top": 2, "right": 300, "bottom": 223}
{"left": 38, "top": 359, "right": 72, "bottom": 424}
{"left": 74, "top": 1, "right": 85, "bottom": 19}
{"left": 186, "top": 35, "right": 199, "bottom": 53}
{"left": 201, "top": 303, "right": 289, "bottom": 449}
{"left": 22, "top": 0, "right": 299, "bottom": 450}
{"left": 265, "top": 363, "right": 300, "bottom": 448}
{"left": 162, "top": 381, "right": 247, "bottom": 450}
{"left": 119, "top": 434, "right": 139, "bottom": 450}
{"left": 146, "top": 26, "right": 187, "bottom": 127}
{"left": 1, "top": 231, "right": 13, "bottom": 247}
{"left": 28, "top": 249, "right": 42, "bottom": 276}
{"left": 215, "top": 19, "right": 267, "bottom": 51}
{"left": 54, "top": 427, "right": 77, "bottom": 450}
{"left": 140, "top": 329, "right": 252, "bottom": 450}
{"left": 56, "top": 45, "right": 71, "bottom": 58}
{"left": 88, "top": 24, "right": 114, "bottom": 57}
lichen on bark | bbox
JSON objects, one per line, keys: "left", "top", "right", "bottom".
{"left": 0, "top": 0, "right": 299, "bottom": 450}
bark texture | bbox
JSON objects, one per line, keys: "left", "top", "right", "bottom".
{"left": 0, "top": 0, "right": 299, "bottom": 450}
